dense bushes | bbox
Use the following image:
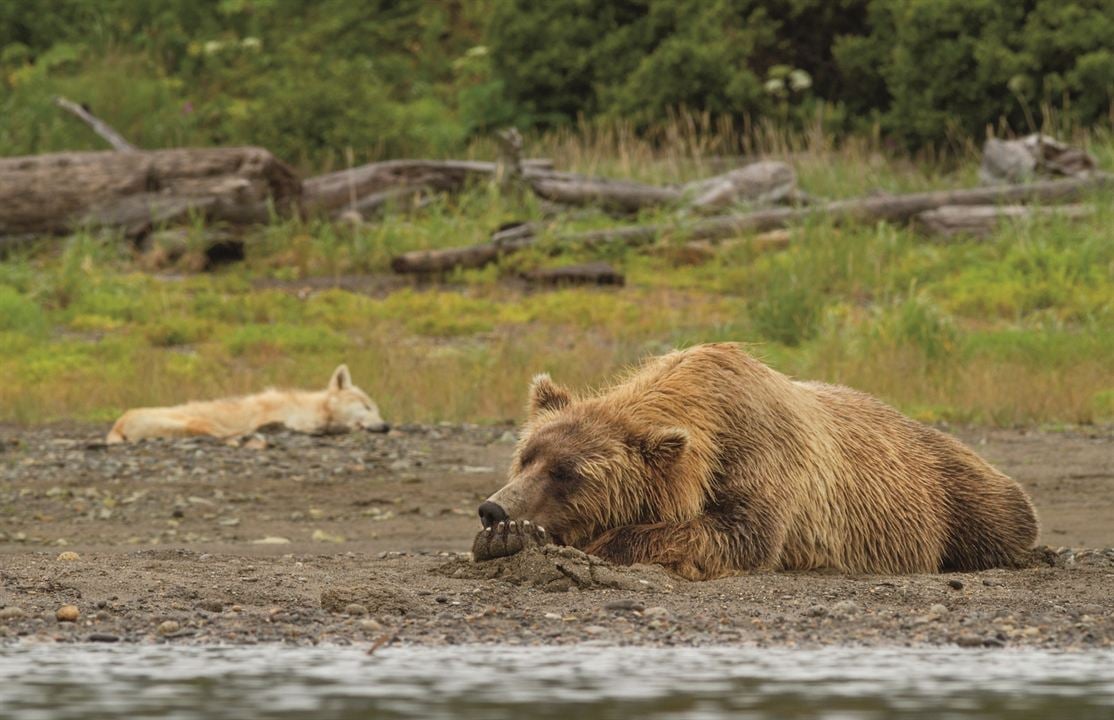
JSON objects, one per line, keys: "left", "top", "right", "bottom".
{"left": 1, "top": 0, "right": 1111, "bottom": 164}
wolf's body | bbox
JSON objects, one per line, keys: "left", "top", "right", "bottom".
{"left": 106, "top": 365, "right": 387, "bottom": 443}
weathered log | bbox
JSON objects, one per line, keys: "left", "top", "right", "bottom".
{"left": 307, "top": 158, "right": 796, "bottom": 217}
{"left": 389, "top": 173, "right": 1110, "bottom": 274}
{"left": 684, "top": 161, "right": 798, "bottom": 211}
{"left": 54, "top": 96, "right": 138, "bottom": 152}
{"left": 521, "top": 261, "right": 625, "bottom": 287}
{"left": 0, "top": 147, "right": 301, "bottom": 237}
{"left": 527, "top": 161, "right": 798, "bottom": 213}
{"left": 304, "top": 158, "right": 555, "bottom": 216}
{"left": 389, "top": 222, "right": 538, "bottom": 274}
{"left": 917, "top": 204, "right": 1094, "bottom": 238}
{"left": 528, "top": 176, "right": 681, "bottom": 212}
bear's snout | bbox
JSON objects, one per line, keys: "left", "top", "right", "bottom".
{"left": 478, "top": 500, "right": 509, "bottom": 528}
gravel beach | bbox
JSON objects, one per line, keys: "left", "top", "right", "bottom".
{"left": 1, "top": 423, "right": 1111, "bottom": 649}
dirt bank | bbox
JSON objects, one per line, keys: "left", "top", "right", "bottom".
{"left": 1, "top": 423, "right": 1111, "bottom": 649}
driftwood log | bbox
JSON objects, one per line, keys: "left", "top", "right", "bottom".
{"left": 0, "top": 147, "right": 301, "bottom": 237}
{"left": 306, "top": 158, "right": 797, "bottom": 218}
{"left": 527, "top": 161, "right": 798, "bottom": 213}
{"left": 390, "top": 174, "right": 1110, "bottom": 274}
{"left": 917, "top": 204, "right": 1094, "bottom": 238}
{"left": 521, "top": 261, "right": 625, "bottom": 287}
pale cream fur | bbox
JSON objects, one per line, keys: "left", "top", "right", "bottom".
{"left": 105, "top": 365, "right": 387, "bottom": 443}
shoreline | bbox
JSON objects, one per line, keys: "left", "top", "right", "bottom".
{"left": 2, "top": 423, "right": 1112, "bottom": 649}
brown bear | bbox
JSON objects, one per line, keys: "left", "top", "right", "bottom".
{"left": 476, "top": 343, "right": 1039, "bottom": 581}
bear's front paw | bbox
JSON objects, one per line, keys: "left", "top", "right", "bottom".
{"left": 472, "top": 520, "right": 552, "bottom": 562}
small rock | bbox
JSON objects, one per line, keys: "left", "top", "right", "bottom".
{"left": 544, "top": 612, "right": 562, "bottom": 620}
{"left": 604, "top": 599, "right": 645, "bottom": 612}
{"left": 0, "top": 607, "right": 25, "bottom": 621}
{"left": 56, "top": 605, "right": 80, "bottom": 622}
{"left": 642, "top": 606, "right": 671, "bottom": 620}
{"left": 831, "top": 600, "right": 861, "bottom": 617}
{"left": 57, "top": 551, "right": 81, "bottom": 562}
{"left": 583, "top": 625, "right": 607, "bottom": 636}
{"left": 251, "top": 536, "right": 291, "bottom": 545}
{"left": 954, "top": 634, "right": 984, "bottom": 648}
{"left": 87, "top": 633, "right": 120, "bottom": 643}
{"left": 929, "top": 603, "right": 949, "bottom": 616}
{"left": 312, "top": 529, "right": 346, "bottom": 544}
{"left": 359, "top": 619, "right": 382, "bottom": 631}
{"left": 344, "top": 604, "right": 369, "bottom": 616}
{"left": 199, "top": 600, "right": 224, "bottom": 613}
{"left": 947, "top": 579, "right": 964, "bottom": 590}
{"left": 157, "top": 620, "right": 180, "bottom": 636}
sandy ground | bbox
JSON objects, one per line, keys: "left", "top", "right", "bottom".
{"left": 1, "top": 423, "right": 1111, "bottom": 649}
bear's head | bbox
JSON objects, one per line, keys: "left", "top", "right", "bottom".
{"left": 477, "top": 373, "right": 689, "bottom": 548}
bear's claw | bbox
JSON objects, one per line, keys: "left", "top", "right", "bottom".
{"left": 472, "top": 519, "right": 552, "bottom": 562}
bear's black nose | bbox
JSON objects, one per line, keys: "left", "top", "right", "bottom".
{"left": 478, "top": 501, "right": 508, "bottom": 528}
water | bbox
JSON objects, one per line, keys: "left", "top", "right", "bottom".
{"left": 1, "top": 644, "right": 1112, "bottom": 720}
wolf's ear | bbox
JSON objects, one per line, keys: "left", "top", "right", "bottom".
{"left": 636, "top": 427, "right": 689, "bottom": 469}
{"left": 528, "top": 373, "right": 571, "bottom": 416}
{"left": 328, "top": 364, "right": 352, "bottom": 391}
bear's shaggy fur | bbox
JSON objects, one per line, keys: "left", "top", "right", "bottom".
{"left": 480, "top": 343, "right": 1039, "bottom": 580}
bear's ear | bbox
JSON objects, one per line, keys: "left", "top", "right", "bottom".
{"left": 637, "top": 427, "right": 689, "bottom": 469}
{"left": 528, "top": 373, "right": 571, "bottom": 416}
{"left": 328, "top": 364, "right": 352, "bottom": 392}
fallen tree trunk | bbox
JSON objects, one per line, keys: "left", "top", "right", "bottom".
{"left": 390, "top": 173, "right": 1110, "bottom": 273}
{"left": 306, "top": 158, "right": 797, "bottom": 217}
{"left": 527, "top": 161, "right": 798, "bottom": 213}
{"left": 303, "top": 158, "right": 555, "bottom": 216}
{"left": 0, "top": 147, "right": 301, "bottom": 237}
{"left": 522, "top": 261, "right": 624, "bottom": 287}
{"left": 917, "top": 204, "right": 1094, "bottom": 238}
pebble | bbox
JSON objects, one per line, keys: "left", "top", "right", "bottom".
{"left": 57, "top": 551, "right": 81, "bottom": 562}
{"left": 345, "top": 604, "right": 369, "bottom": 616}
{"left": 312, "top": 529, "right": 346, "bottom": 543}
{"left": 359, "top": 619, "right": 382, "bottom": 631}
{"left": 251, "top": 536, "right": 291, "bottom": 545}
{"left": 805, "top": 604, "right": 828, "bottom": 617}
{"left": 56, "top": 605, "right": 80, "bottom": 622}
{"left": 583, "top": 625, "right": 607, "bottom": 636}
{"left": 929, "top": 603, "right": 948, "bottom": 616}
{"left": 642, "top": 607, "right": 671, "bottom": 620}
{"left": 157, "top": 620, "right": 181, "bottom": 636}
{"left": 0, "top": 607, "right": 25, "bottom": 621}
{"left": 947, "top": 579, "right": 964, "bottom": 590}
{"left": 954, "top": 634, "right": 985, "bottom": 648}
{"left": 831, "top": 600, "right": 861, "bottom": 617}
{"left": 199, "top": 600, "right": 224, "bottom": 613}
{"left": 87, "top": 633, "right": 120, "bottom": 643}
{"left": 604, "top": 599, "right": 645, "bottom": 612}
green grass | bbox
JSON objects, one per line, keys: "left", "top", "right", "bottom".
{"left": 1, "top": 135, "right": 1111, "bottom": 429}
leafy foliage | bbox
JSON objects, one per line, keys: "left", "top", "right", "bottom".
{"left": 2, "top": 0, "right": 1110, "bottom": 162}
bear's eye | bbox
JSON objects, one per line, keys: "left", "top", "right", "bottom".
{"left": 550, "top": 462, "right": 578, "bottom": 484}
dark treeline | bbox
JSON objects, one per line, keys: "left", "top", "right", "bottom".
{"left": 2, "top": 0, "right": 1111, "bottom": 166}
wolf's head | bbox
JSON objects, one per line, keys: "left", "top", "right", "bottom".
{"left": 322, "top": 364, "right": 390, "bottom": 433}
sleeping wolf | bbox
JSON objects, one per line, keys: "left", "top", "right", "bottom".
{"left": 106, "top": 364, "right": 388, "bottom": 443}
